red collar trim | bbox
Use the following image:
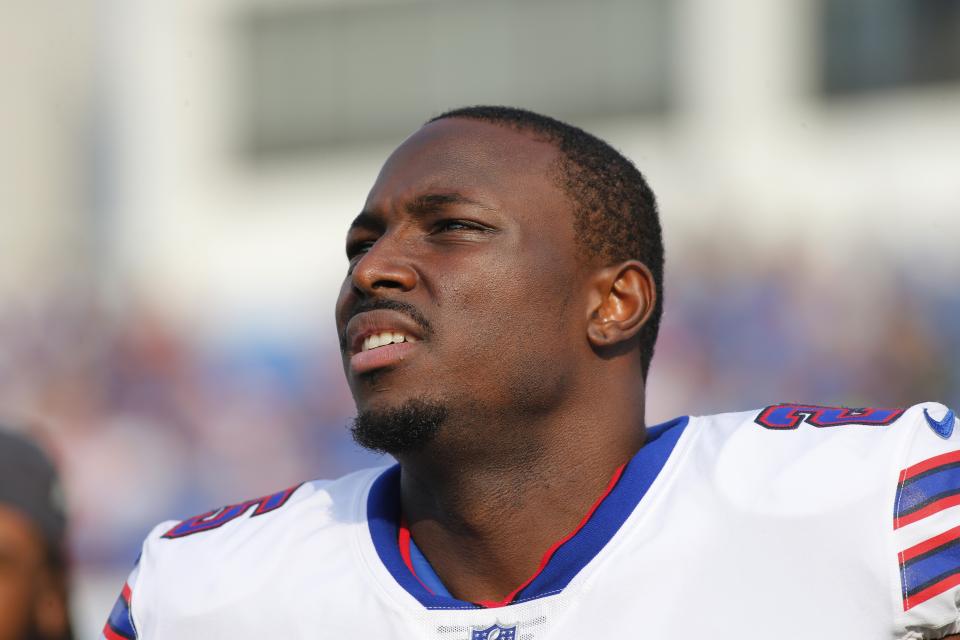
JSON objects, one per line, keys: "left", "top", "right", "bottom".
{"left": 398, "top": 517, "right": 436, "bottom": 595}
{"left": 398, "top": 462, "right": 627, "bottom": 608}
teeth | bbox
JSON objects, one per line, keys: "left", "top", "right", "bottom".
{"left": 361, "top": 331, "right": 417, "bottom": 352}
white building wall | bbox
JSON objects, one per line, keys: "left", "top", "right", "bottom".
{"left": 100, "top": 0, "right": 960, "bottom": 333}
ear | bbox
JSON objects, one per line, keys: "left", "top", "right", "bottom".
{"left": 585, "top": 260, "right": 656, "bottom": 349}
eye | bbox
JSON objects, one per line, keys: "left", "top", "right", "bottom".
{"left": 432, "top": 219, "right": 486, "bottom": 233}
{"left": 346, "top": 239, "right": 375, "bottom": 261}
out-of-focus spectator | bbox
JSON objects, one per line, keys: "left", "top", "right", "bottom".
{"left": 0, "top": 428, "right": 72, "bottom": 640}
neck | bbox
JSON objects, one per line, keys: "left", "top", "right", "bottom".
{"left": 395, "top": 386, "right": 646, "bottom": 604}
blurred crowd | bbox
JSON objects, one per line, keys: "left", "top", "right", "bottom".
{"left": 0, "top": 251, "right": 957, "bottom": 572}
{"left": 652, "top": 249, "right": 959, "bottom": 419}
{"left": 0, "top": 282, "right": 380, "bottom": 569}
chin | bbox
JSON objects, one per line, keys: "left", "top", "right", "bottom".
{"left": 350, "top": 397, "right": 448, "bottom": 455}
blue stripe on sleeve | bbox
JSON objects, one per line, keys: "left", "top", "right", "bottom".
{"left": 107, "top": 593, "right": 137, "bottom": 639}
{"left": 903, "top": 541, "right": 960, "bottom": 595}
{"left": 897, "top": 463, "right": 960, "bottom": 515}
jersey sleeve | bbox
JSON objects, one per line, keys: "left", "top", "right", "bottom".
{"left": 100, "top": 520, "right": 176, "bottom": 640}
{"left": 98, "top": 481, "right": 313, "bottom": 639}
{"left": 101, "top": 561, "right": 141, "bottom": 640}
{"left": 892, "top": 402, "right": 960, "bottom": 638}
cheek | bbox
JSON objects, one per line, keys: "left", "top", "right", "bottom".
{"left": 334, "top": 278, "right": 352, "bottom": 328}
{"left": 460, "top": 251, "right": 578, "bottom": 326}
{"left": 437, "top": 259, "right": 581, "bottom": 374}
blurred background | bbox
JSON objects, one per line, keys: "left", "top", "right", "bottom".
{"left": 1, "top": 0, "right": 959, "bottom": 635}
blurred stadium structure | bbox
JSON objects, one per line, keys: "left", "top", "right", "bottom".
{"left": 2, "top": 0, "right": 959, "bottom": 636}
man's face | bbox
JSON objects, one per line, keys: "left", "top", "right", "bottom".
{"left": 335, "top": 119, "right": 591, "bottom": 454}
{"left": 0, "top": 507, "right": 64, "bottom": 640}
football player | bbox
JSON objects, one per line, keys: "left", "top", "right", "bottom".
{"left": 103, "top": 107, "right": 960, "bottom": 639}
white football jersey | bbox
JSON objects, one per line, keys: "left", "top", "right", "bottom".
{"left": 102, "top": 402, "right": 960, "bottom": 640}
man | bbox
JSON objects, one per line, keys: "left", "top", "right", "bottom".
{"left": 104, "top": 107, "right": 959, "bottom": 639}
{"left": 0, "top": 429, "right": 73, "bottom": 640}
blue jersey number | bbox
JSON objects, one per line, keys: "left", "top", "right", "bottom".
{"left": 755, "top": 403, "right": 904, "bottom": 430}
{"left": 162, "top": 484, "right": 301, "bottom": 539}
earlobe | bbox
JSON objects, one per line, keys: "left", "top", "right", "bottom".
{"left": 586, "top": 261, "right": 656, "bottom": 349}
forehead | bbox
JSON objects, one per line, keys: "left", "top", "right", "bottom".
{"left": 365, "top": 118, "right": 565, "bottom": 213}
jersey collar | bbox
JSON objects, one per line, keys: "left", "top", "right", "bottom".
{"left": 366, "top": 416, "right": 690, "bottom": 609}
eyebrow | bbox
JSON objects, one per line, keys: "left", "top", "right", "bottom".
{"left": 348, "top": 211, "right": 381, "bottom": 233}
{"left": 406, "top": 192, "right": 495, "bottom": 216}
{"left": 349, "top": 192, "right": 496, "bottom": 231}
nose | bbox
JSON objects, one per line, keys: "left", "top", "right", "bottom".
{"left": 350, "top": 234, "right": 418, "bottom": 296}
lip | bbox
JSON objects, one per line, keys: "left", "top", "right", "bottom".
{"left": 349, "top": 341, "right": 419, "bottom": 375}
{"left": 344, "top": 309, "right": 426, "bottom": 374}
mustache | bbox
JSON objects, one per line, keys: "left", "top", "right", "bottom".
{"left": 339, "top": 298, "right": 433, "bottom": 351}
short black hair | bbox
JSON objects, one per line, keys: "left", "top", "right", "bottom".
{"left": 427, "top": 106, "right": 664, "bottom": 378}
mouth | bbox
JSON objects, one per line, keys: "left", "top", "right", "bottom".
{"left": 359, "top": 331, "right": 418, "bottom": 353}
{"left": 344, "top": 310, "right": 427, "bottom": 375}
{"left": 350, "top": 336, "right": 419, "bottom": 375}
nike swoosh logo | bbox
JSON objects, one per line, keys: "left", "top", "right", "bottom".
{"left": 924, "top": 407, "right": 956, "bottom": 439}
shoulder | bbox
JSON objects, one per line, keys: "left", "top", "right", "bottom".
{"left": 143, "top": 465, "right": 386, "bottom": 556}
{"left": 127, "top": 466, "right": 388, "bottom": 629}
{"left": 691, "top": 401, "right": 947, "bottom": 452}
{"left": 150, "top": 465, "right": 384, "bottom": 544}
{"left": 688, "top": 401, "right": 956, "bottom": 484}
{"left": 693, "top": 401, "right": 960, "bottom": 635}
{"left": 679, "top": 402, "right": 954, "bottom": 518}
{"left": 697, "top": 401, "right": 936, "bottom": 434}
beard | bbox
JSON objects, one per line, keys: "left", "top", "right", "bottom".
{"left": 350, "top": 398, "right": 449, "bottom": 455}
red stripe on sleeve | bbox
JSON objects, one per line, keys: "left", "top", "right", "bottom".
{"left": 899, "top": 523, "right": 960, "bottom": 563}
{"left": 102, "top": 623, "right": 129, "bottom": 640}
{"left": 895, "top": 494, "right": 960, "bottom": 530}
{"left": 901, "top": 450, "right": 960, "bottom": 482}
{"left": 904, "top": 572, "right": 960, "bottom": 611}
